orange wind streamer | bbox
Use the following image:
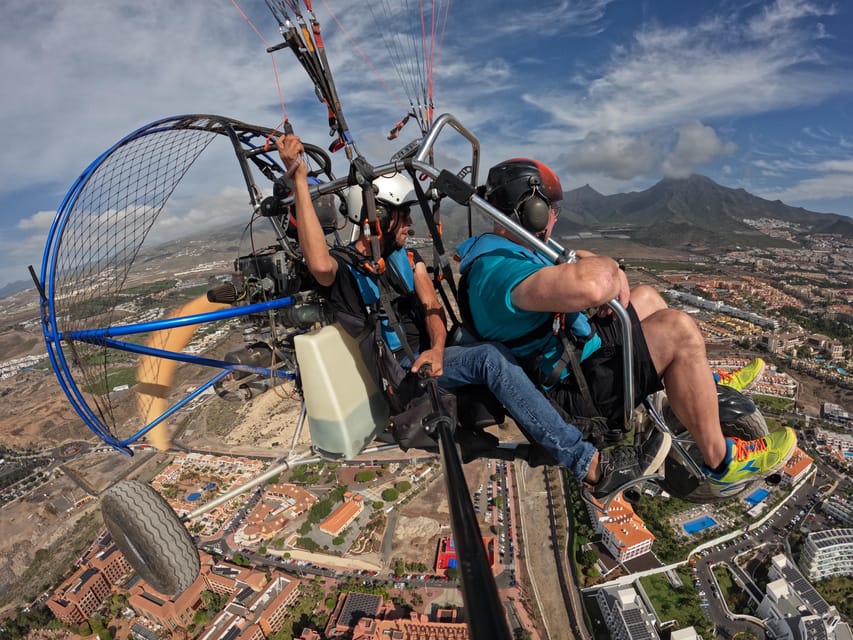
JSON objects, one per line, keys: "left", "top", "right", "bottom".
{"left": 136, "top": 295, "right": 228, "bottom": 450}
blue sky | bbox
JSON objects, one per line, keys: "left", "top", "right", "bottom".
{"left": 2, "top": 0, "right": 852, "bottom": 289}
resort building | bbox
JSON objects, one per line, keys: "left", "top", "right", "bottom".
{"left": 822, "top": 496, "right": 853, "bottom": 526}
{"left": 822, "top": 403, "right": 852, "bottom": 423}
{"left": 758, "top": 554, "right": 848, "bottom": 640}
{"left": 234, "top": 499, "right": 289, "bottom": 546}
{"left": 319, "top": 492, "right": 364, "bottom": 536}
{"left": 88, "top": 535, "right": 133, "bottom": 584}
{"left": 264, "top": 483, "right": 317, "bottom": 517}
{"left": 47, "top": 536, "right": 131, "bottom": 625}
{"left": 815, "top": 428, "right": 853, "bottom": 455}
{"left": 799, "top": 528, "right": 853, "bottom": 581}
{"left": 782, "top": 448, "right": 814, "bottom": 485}
{"left": 196, "top": 575, "right": 300, "bottom": 640}
{"left": 129, "top": 554, "right": 299, "bottom": 637}
{"left": 596, "top": 585, "right": 660, "bottom": 640}
{"left": 47, "top": 566, "right": 111, "bottom": 625}
{"left": 587, "top": 493, "right": 655, "bottom": 562}
{"left": 324, "top": 593, "right": 468, "bottom": 639}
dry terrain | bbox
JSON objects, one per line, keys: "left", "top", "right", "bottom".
{"left": 2, "top": 235, "right": 850, "bottom": 627}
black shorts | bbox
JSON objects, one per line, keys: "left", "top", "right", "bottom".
{"left": 548, "top": 304, "right": 663, "bottom": 428}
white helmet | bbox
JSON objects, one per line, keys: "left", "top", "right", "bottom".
{"left": 345, "top": 173, "right": 418, "bottom": 226}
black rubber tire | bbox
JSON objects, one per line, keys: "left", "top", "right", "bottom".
{"left": 659, "top": 405, "right": 769, "bottom": 503}
{"left": 101, "top": 480, "right": 200, "bottom": 595}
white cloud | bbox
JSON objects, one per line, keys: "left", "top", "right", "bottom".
{"left": 758, "top": 172, "right": 853, "bottom": 202}
{"left": 564, "top": 131, "right": 657, "bottom": 180}
{"left": 17, "top": 210, "right": 57, "bottom": 231}
{"left": 662, "top": 121, "right": 736, "bottom": 178}
{"left": 524, "top": 0, "right": 842, "bottom": 135}
{"left": 491, "top": 0, "right": 615, "bottom": 37}
{"left": 817, "top": 159, "right": 853, "bottom": 173}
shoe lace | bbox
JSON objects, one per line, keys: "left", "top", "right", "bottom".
{"left": 732, "top": 437, "right": 767, "bottom": 461}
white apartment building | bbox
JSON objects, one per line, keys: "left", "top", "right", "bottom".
{"left": 758, "top": 554, "right": 847, "bottom": 640}
{"left": 596, "top": 585, "right": 659, "bottom": 640}
{"left": 822, "top": 496, "right": 853, "bottom": 526}
{"left": 799, "top": 528, "right": 853, "bottom": 582}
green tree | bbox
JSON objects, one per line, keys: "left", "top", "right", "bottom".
{"left": 297, "top": 537, "right": 320, "bottom": 552}
{"left": 355, "top": 470, "right": 376, "bottom": 482}
{"left": 231, "top": 553, "right": 251, "bottom": 567}
{"left": 382, "top": 488, "right": 399, "bottom": 502}
{"left": 395, "top": 480, "right": 411, "bottom": 493}
{"left": 308, "top": 499, "right": 333, "bottom": 523}
{"left": 580, "top": 549, "right": 599, "bottom": 567}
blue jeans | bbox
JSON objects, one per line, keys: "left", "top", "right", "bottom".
{"left": 436, "top": 342, "right": 596, "bottom": 480}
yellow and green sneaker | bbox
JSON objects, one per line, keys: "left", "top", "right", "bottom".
{"left": 716, "top": 358, "right": 765, "bottom": 392}
{"left": 706, "top": 427, "right": 797, "bottom": 497}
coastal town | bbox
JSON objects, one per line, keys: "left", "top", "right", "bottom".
{"left": 1, "top": 228, "right": 853, "bottom": 640}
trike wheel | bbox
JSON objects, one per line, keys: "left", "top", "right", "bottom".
{"left": 101, "top": 480, "right": 200, "bottom": 595}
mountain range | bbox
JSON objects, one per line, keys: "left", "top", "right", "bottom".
{"left": 6, "top": 174, "right": 852, "bottom": 298}
{"left": 555, "top": 174, "right": 853, "bottom": 250}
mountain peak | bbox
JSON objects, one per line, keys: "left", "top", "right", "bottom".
{"left": 556, "top": 174, "right": 853, "bottom": 250}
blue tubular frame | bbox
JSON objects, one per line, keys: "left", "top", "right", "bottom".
{"left": 43, "top": 296, "right": 302, "bottom": 454}
{"left": 38, "top": 115, "right": 304, "bottom": 456}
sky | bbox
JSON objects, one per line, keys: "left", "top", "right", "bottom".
{"left": 2, "top": 0, "right": 853, "bottom": 289}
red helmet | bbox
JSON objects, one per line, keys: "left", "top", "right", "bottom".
{"left": 484, "top": 158, "right": 562, "bottom": 232}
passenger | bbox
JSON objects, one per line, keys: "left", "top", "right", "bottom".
{"left": 456, "top": 158, "right": 796, "bottom": 498}
{"left": 277, "top": 134, "right": 668, "bottom": 498}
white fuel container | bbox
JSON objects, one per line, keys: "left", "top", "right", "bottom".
{"left": 294, "top": 323, "right": 390, "bottom": 459}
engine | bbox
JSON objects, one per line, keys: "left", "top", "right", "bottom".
{"left": 206, "top": 241, "right": 330, "bottom": 399}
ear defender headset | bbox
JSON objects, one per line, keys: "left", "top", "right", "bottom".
{"left": 485, "top": 158, "right": 562, "bottom": 233}
{"left": 514, "top": 174, "right": 551, "bottom": 232}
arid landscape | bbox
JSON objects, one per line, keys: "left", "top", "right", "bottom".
{"left": 2, "top": 235, "right": 850, "bottom": 626}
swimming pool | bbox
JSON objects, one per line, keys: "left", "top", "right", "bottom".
{"left": 683, "top": 516, "right": 717, "bottom": 534}
{"left": 745, "top": 487, "right": 769, "bottom": 506}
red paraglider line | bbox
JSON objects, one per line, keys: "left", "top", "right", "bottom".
{"left": 318, "top": 0, "right": 410, "bottom": 114}
{"left": 230, "top": 0, "right": 290, "bottom": 127}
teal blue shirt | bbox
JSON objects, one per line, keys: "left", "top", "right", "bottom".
{"left": 456, "top": 234, "right": 601, "bottom": 384}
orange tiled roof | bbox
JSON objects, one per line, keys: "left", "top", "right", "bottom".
{"left": 320, "top": 498, "right": 363, "bottom": 535}
{"left": 783, "top": 447, "right": 813, "bottom": 477}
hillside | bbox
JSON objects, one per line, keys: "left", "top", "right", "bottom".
{"left": 557, "top": 174, "right": 853, "bottom": 251}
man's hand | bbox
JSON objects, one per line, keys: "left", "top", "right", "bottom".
{"left": 597, "top": 267, "right": 631, "bottom": 317}
{"left": 412, "top": 347, "right": 444, "bottom": 378}
{"left": 275, "top": 134, "right": 307, "bottom": 182}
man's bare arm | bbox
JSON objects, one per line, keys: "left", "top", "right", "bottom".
{"left": 411, "top": 261, "right": 446, "bottom": 377}
{"left": 511, "top": 254, "right": 628, "bottom": 313}
{"left": 276, "top": 135, "right": 338, "bottom": 287}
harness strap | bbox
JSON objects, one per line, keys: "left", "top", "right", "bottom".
{"left": 556, "top": 331, "right": 598, "bottom": 416}
{"left": 457, "top": 254, "right": 599, "bottom": 415}
{"left": 409, "top": 173, "right": 461, "bottom": 329}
